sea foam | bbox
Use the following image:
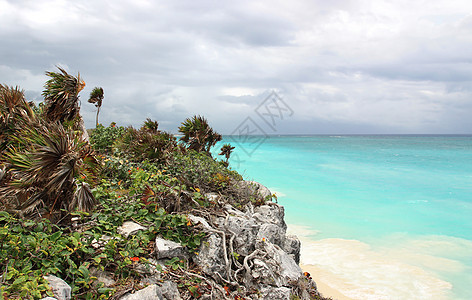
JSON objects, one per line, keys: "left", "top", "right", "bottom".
{"left": 289, "top": 225, "right": 457, "bottom": 300}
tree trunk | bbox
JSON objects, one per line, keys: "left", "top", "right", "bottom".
{"left": 95, "top": 106, "right": 100, "bottom": 128}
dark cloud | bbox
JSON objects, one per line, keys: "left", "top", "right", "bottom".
{"left": 1, "top": 0, "right": 471, "bottom": 134}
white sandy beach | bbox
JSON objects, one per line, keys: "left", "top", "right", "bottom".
{"left": 301, "top": 263, "right": 354, "bottom": 300}
{"left": 289, "top": 225, "right": 456, "bottom": 300}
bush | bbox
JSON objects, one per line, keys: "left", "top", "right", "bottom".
{"left": 166, "top": 150, "right": 242, "bottom": 193}
{"left": 89, "top": 123, "right": 126, "bottom": 154}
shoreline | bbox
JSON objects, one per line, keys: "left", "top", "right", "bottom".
{"left": 288, "top": 225, "right": 460, "bottom": 300}
{"left": 300, "top": 263, "right": 354, "bottom": 300}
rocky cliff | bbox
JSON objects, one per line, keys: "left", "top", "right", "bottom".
{"left": 41, "top": 182, "right": 326, "bottom": 300}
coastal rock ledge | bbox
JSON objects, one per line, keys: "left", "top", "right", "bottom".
{"left": 41, "top": 182, "right": 324, "bottom": 300}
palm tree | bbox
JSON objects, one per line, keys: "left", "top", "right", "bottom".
{"left": 88, "top": 87, "right": 104, "bottom": 128}
{"left": 1, "top": 70, "right": 99, "bottom": 223}
{"left": 219, "top": 143, "right": 235, "bottom": 163}
{"left": 0, "top": 121, "right": 98, "bottom": 221}
{"left": 42, "top": 67, "right": 85, "bottom": 124}
{"left": 178, "top": 115, "right": 222, "bottom": 153}
{"left": 0, "top": 84, "right": 36, "bottom": 154}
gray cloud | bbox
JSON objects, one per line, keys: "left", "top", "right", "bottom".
{"left": 1, "top": 0, "right": 471, "bottom": 134}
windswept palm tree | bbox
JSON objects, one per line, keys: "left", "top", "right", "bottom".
{"left": 219, "top": 143, "right": 235, "bottom": 163}
{"left": 1, "top": 70, "right": 99, "bottom": 223}
{"left": 0, "top": 84, "right": 36, "bottom": 154}
{"left": 142, "top": 118, "right": 159, "bottom": 133}
{"left": 88, "top": 87, "right": 104, "bottom": 128}
{"left": 178, "top": 115, "right": 222, "bottom": 153}
{"left": 42, "top": 67, "right": 86, "bottom": 124}
{"left": 0, "top": 121, "right": 99, "bottom": 221}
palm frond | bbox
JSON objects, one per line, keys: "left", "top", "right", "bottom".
{"left": 70, "top": 182, "right": 96, "bottom": 212}
{"left": 178, "top": 115, "right": 222, "bottom": 153}
{"left": 42, "top": 67, "right": 85, "bottom": 123}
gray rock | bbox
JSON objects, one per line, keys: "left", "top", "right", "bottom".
{"left": 40, "top": 298, "right": 58, "bottom": 300}
{"left": 90, "top": 235, "right": 114, "bottom": 249}
{"left": 188, "top": 215, "right": 212, "bottom": 230}
{"left": 160, "top": 281, "right": 182, "bottom": 300}
{"left": 257, "top": 223, "right": 286, "bottom": 247}
{"left": 260, "top": 286, "right": 292, "bottom": 300}
{"left": 244, "top": 181, "right": 272, "bottom": 199}
{"left": 223, "top": 215, "right": 259, "bottom": 256}
{"left": 155, "top": 238, "right": 187, "bottom": 259}
{"left": 44, "top": 275, "right": 71, "bottom": 300}
{"left": 251, "top": 258, "right": 279, "bottom": 286}
{"left": 120, "top": 284, "right": 163, "bottom": 300}
{"left": 283, "top": 235, "right": 301, "bottom": 264}
{"left": 193, "top": 233, "right": 227, "bottom": 279}
{"left": 205, "top": 193, "right": 219, "bottom": 202}
{"left": 224, "top": 204, "right": 247, "bottom": 217}
{"left": 253, "top": 204, "right": 287, "bottom": 231}
{"left": 255, "top": 240, "right": 302, "bottom": 287}
{"left": 117, "top": 221, "right": 146, "bottom": 237}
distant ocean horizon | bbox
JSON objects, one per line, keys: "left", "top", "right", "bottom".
{"left": 216, "top": 134, "right": 472, "bottom": 300}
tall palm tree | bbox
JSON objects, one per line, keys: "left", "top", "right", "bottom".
{"left": 178, "top": 115, "right": 222, "bottom": 153}
{"left": 219, "top": 143, "right": 235, "bottom": 163}
{"left": 88, "top": 87, "right": 104, "bottom": 128}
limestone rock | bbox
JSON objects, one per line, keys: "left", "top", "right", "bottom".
{"left": 120, "top": 284, "right": 163, "bottom": 300}
{"left": 283, "top": 235, "right": 301, "bottom": 264}
{"left": 205, "top": 193, "right": 219, "bottom": 202}
{"left": 253, "top": 204, "right": 287, "bottom": 231}
{"left": 117, "top": 221, "right": 146, "bottom": 237}
{"left": 188, "top": 214, "right": 213, "bottom": 230}
{"left": 244, "top": 181, "right": 272, "bottom": 199}
{"left": 160, "top": 281, "right": 182, "bottom": 300}
{"left": 251, "top": 258, "right": 279, "bottom": 286}
{"left": 44, "top": 275, "right": 71, "bottom": 300}
{"left": 193, "top": 233, "right": 227, "bottom": 279}
{"left": 222, "top": 214, "right": 259, "bottom": 256}
{"left": 155, "top": 238, "right": 187, "bottom": 260}
{"left": 255, "top": 240, "right": 302, "bottom": 287}
{"left": 90, "top": 235, "right": 114, "bottom": 249}
{"left": 257, "top": 223, "right": 286, "bottom": 247}
{"left": 260, "top": 286, "right": 292, "bottom": 300}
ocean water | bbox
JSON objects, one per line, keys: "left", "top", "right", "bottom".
{"left": 217, "top": 135, "right": 472, "bottom": 300}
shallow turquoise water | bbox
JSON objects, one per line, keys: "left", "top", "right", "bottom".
{"left": 216, "top": 135, "right": 472, "bottom": 300}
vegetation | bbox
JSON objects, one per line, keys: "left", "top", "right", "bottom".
{"left": 219, "top": 143, "right": 235, "bottom": 164}
{"left": 42, "top": 67, "right": 85, "bottom": 125}
{"left": 88, "top": 87, "right": 104, "bottom": 128}
{"left": 1, "top": 69, "right": 96, "bottom": 223}
{"left": 0, "top": 68, "right": 282, "bottom": 299}
{"left": 178, "top": 115, "right": 222, "bottom": 153}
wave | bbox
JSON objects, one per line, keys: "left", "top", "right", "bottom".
{"left": 287, "top": 225, "right": 472, "bottom": 299}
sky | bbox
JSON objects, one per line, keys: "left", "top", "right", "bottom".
{"left": 1, "top": 0, "right": 472, "bottom": 134}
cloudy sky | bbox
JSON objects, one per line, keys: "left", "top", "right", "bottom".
{"left": 1, "top": 0, "right": 471, "bottom": 134}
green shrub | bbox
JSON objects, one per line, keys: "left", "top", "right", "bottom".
{"left": 89, "top": 123, "right": 126, "bottom": 154}
{"left": 166, "top": 150, "right": 242, "bottom": 192}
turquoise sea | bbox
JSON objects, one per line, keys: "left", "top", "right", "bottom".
{"left": 216, "top": 135, "right": 472, "bottom": 300}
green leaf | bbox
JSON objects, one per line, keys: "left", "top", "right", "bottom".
{"left": 70, "top": 236, "right": 79, "bottom": 248}
{"left": 78, "top": 265, "right": 90, "bottom": 278}
{"left": 12, "top": 275, "right": 27, "bottom": 286}
{"left": 50, "top": 231, "right": 62, "bottom": 242}
{"left": 98, "top": 287, "right": 114, "bottom": 294}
